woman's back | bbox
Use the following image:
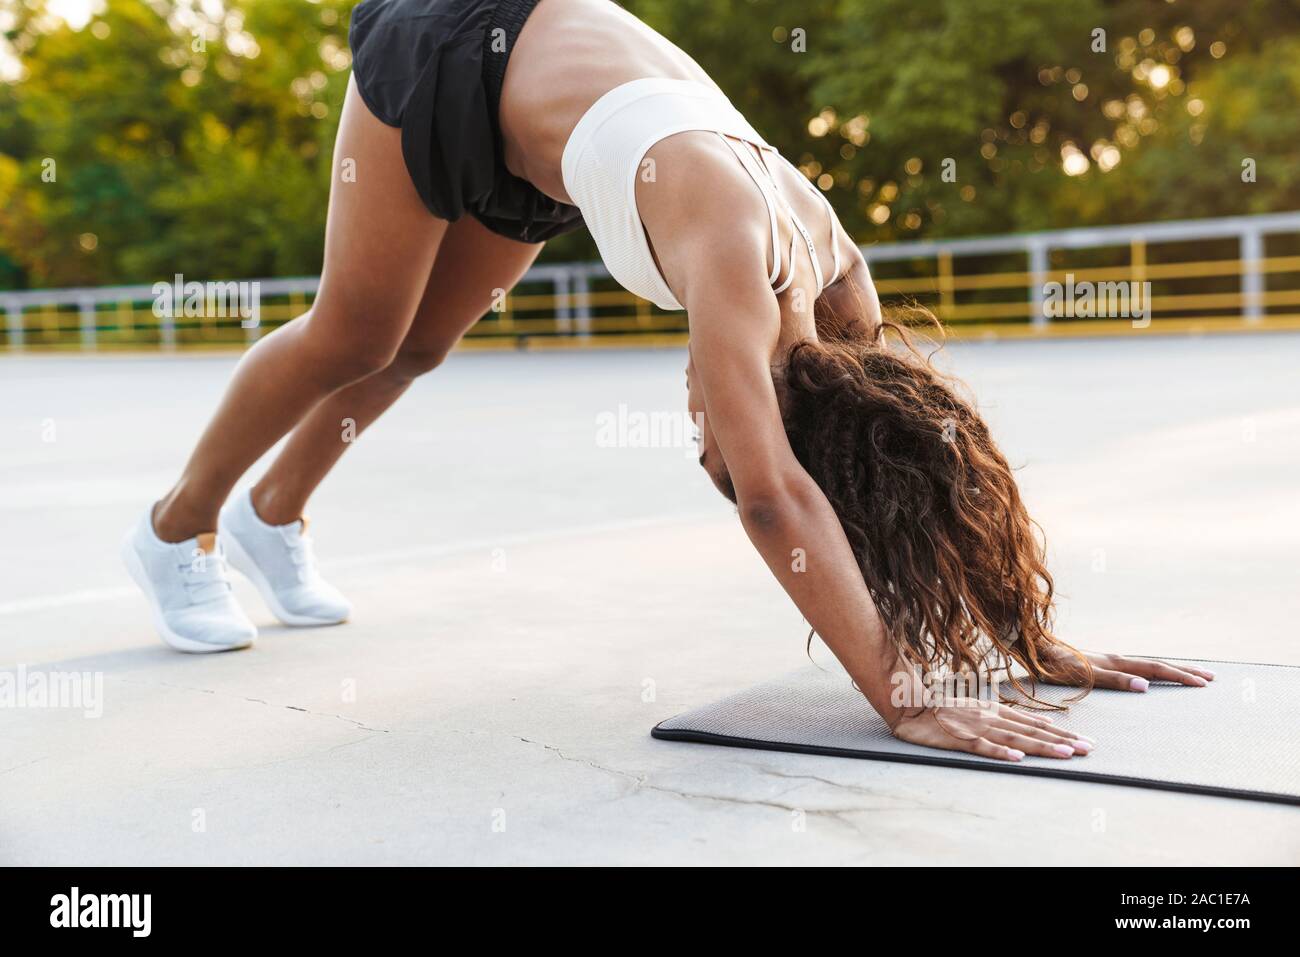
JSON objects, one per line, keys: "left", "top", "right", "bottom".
{"left": 502, "top": 0, "right": 857, "bottom": 331}
{"left": 500, "top": 0, "right": 721, "bottom": 201}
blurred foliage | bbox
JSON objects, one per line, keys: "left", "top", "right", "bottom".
{"left": 0, "top": 0, "right": 353, "bottom": 287}
{"left": 1, "top": 0, "right": 1298, "bottom": 288}
{"left": 636, "top": 0, "right": 1300, "bottom": 238}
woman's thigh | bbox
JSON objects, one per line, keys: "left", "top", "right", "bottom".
{"left": 389, "top": 215, "right": 544, "bottom": 375}
{"left": 306, "top": 75, "right": 449, "bottom": 366}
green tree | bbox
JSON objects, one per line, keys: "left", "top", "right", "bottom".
{"left": 2, "top": 0, "right": 1298, "bottom": 291}
{"left": 0, "top": 0, "right": 354, "bottom": 287}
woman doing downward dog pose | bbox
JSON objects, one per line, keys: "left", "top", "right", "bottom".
{"left": 122, "top": 0, "right": 1213, "bottom": 761}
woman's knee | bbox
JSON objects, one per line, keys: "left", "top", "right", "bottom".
{"left": 384, "top": 340, "right": 455, "bottom": 382}
{"left": 298, "top": 309, "right": 404, "bottom": 385}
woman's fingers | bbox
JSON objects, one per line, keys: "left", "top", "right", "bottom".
{"left": 892, "top": 702, "right": 1098, "bottom": 761}
{"left": 995, "top": 706, "right": 1096, "bottom": 746}
{"left": 1108, "top": 656, "right": 1214, "bottom": 686}
{"left": 985, "top": 727, "right": 1081, "bottom": 759}
{"left": 965, "top": 730, "right": 1083, "bottom": 762}
{"left": 1091, "top": 667, "right": 1154, "bottom": 692}
{"left": 1094, "top": 660, "right": 1212, "bottom": 692}
{"left": 966, "top": 736, "right": 1026, "bottom": 763}
{"left": 991, "top": 716, "right": 1093, "bottom": 752}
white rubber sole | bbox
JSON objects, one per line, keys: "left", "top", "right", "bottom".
{"left": 219, "top": 525, "right": 348, "bottom": 628}
{"left": 119, "top": 531, "right": 254, "bottom": 654}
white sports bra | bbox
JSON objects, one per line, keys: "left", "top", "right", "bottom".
{"left": 561, "top": 77, "right": 842, "bottom": 312}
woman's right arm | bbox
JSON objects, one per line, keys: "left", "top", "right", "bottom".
{"left": 681, "top": 241, "right": 1091, "bottom": 762}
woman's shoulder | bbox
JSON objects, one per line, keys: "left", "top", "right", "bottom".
{"left": 637, "top": 135, "right": 777, "bottom": 283}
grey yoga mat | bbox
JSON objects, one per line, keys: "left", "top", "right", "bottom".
{"left": 652, "top": 658, "right": 1300, "bottom": 805}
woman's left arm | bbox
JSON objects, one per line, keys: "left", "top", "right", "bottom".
{"left": 682, "top": 250, "right": 916, "bottom": 725}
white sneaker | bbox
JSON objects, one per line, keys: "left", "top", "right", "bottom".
{"left": 219, "top": 489, "right": 351, "bottom": 627}
{"left": 120, "top": 507, "right": 257, "bottom": 653}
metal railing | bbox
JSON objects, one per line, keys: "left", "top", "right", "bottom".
{"left": 4, "top": 211, "right": 1299, "bottom": 351}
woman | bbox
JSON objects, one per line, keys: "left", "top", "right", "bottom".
{"left": 122, "top": 0, "right": 1213, "bottom": 762}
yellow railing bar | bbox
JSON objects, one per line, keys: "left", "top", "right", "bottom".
{"left": 872, "top": 253, "right": 1300, "bottom": 295}
{"left": 508, "top": 289, "right": 640, "bottom": 309}
{"left": 19, "top": 313, "right": 1300, "bottom": 354}
{"left": 936, "top": 250, "right": 954, "bottom": 318}
{"left": 906, "top": 286, "right": 1300, "bottom": 322}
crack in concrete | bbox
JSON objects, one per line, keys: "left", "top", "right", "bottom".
{"left": 505, "top": 735, "right": 976, "bottom": 836}
{"left": 754, "top": 766, "right": 997, "bottom": 821}
{"left": 513, "top": 735, "right": 646, "bottom": 794}
{"left": 115, "top": 676, "right": 394, "bottom": 733}
{"left": 0, "top": 757, "right": 47, "bottom": 776}
{"left": 756, "top": 767, "right": 891, "bottom": 798}
{"left": 109, "top": 677, "right": 995, "bottom": 827}
{"left": 179, "top": 733, "right": 386, "bottom": 779}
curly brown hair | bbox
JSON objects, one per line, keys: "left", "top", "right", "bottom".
{"left": 773, "top": 291, "right": 1092, "bottom": 709}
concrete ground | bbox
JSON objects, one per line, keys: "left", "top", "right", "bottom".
{"left": 2, "top": 333, "right": 1298, "bottom": 865}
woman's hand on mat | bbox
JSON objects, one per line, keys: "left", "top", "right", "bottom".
{"left": 1040, "top": 647, "right": 1216, "bottom": 692}
{"left": 888, "top": 700, "right": 1093, "bottom": 762}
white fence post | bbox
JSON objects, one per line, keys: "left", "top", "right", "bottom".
{"left": 574, "top": 269, "right": 592, "bottom": 337}
{"left": 1240, "top": 228, "right": 1264, "bottom": 323}
{"left": 78, "top": 296, "right": 97, "bottom": 350}
{"left": 4, "top": 299, "right": 22, "bottom": 350}
{"left": 555, "top": 273, "right": 571, "bottom": 333}
{"left": 160, "top": 304, "right": 176, "bottom": 351}
{"left": 1028, "top": 241, "right": 1049, "bottom": 328}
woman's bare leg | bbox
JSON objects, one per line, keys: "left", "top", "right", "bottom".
{"left": 152, "top": 76, "right": 447, "bottom": 542}
{"left": 249, "top": 215, "right": 544, "bottom": 524}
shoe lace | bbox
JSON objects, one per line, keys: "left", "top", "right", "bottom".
{"left": 176, "top": 548, "right": 233, "bottom": 602}
{"left": 287, "top": 533, "right": 318, "bottom": 584}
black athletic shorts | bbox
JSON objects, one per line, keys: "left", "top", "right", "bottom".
{"left": 348, "top": 0, "right": 585, "bottom": 243}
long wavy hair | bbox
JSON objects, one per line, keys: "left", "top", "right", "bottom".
{"left": 774, "top": 285, "right": 1092, "bottom": 709}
